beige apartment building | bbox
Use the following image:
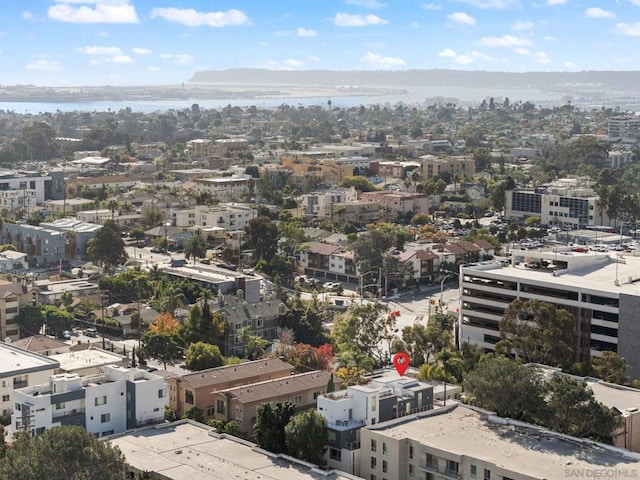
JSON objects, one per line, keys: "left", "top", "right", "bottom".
{"left": 210, "top": 370, "right": 339, "bottom": 438}
{"left": 420, "top": 154, "right": 475, "bottom": 179}
{"left": 0, "top": 281, "right": 39, "bottom": 340}
{"left": 359, "top": 404, "right": 640, "bottom": 480}
{"left": 166, "top": 358, "right": 293, "bottom": 421}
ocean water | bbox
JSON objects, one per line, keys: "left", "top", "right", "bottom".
{"left": 0, "top": 85, "right": 572, "bottom": 115}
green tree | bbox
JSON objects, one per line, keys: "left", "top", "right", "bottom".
{"left": 333, "top": 302, "right": 393, "bottom": 368}
{"left": 590, "top": 351, "right": 630, "bottom": 385}
{"left": 541, "top": 376, "right": 622, "bottom": 443}
{"left": 60, "top": 291, "right": 74, "bottom": 312}
{"left": 338, "top": 176, "right": 377, "bottom": 192}
{"left": 463, "top": 356, "right": 545, "bottom": 422}
{"left": 239, "top": 326, "right": 269, "bottom": 360}
{"left": 183, "top": 234, "right": 207, "bottom": 264}
{"left": 141, "top": 330, "right": 181, "bottom": 369}
{"left": 183, "top": 406, "right": 204, "bottom": 423}
{"left": 184, "top": 342, "right": 223, "bottom": 371}
{"left": 498, "top": 299, "right": 578, "bottom": 368}
{"left": 41, "top": 305, "right": 74, "bottom": 337}
{"left": 285, "top": 410, "right": 329, "bottom": 466}
{"left": 0, "top": 425, "right": 127, "bottom": 480}
{"left": 16, "top": 304, "right": 46, "bottom": 337}
{"left": 86, "top": 219, "right": 128, "bottom": 273}
{"left": 254, "top": 401, "right": 296, "bottom": 453}
{"left": 245, "top": 216, "right": 278, "bottom": 262}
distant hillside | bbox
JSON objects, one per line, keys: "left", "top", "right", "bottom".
{"left": 190, "top": 69, "right": 640, "bottom": 91}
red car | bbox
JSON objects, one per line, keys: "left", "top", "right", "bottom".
{"left": 572, "top": 246, "right": 588, "bottom": 253}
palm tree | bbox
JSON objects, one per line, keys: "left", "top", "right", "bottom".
{"left": 159, "top": 284, "right": 186, "bottom": 316}
{"left": 107, "top": 200, "right": 119, "bottom": 221}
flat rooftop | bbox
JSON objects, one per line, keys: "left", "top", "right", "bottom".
{"left": 463, "top": 249, "right": 640, "bottom": 295}
{"left": 370, "top": 405, "right": 640, "bottom": 477}
{"left": 0, "top": 342, "right": 59, "bottom": 377}
{"left": 109, "top": 421, "right": 359, "bottom": 480}
{"left": 50, "top": 348, "right": 125, "bottom": 372}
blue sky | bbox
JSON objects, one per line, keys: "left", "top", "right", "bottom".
{"left": 1, "top": 0, "right": 640, "bottom": 86}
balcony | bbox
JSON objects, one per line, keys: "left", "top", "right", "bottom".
{"left": 53, "top": 408, "right": 85, "bottom": 422}
{"left": 420, "top": 462, "right": 462, "bottom": 479}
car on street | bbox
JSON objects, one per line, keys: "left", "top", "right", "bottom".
{"left": 85, "top": 327, "right": 98, "bottom": 337}
{"left": 525, "top": 262, "right": 541, "bottom": 269}
{"left": 150, "top": 246, "right": 164, "bottom": 253}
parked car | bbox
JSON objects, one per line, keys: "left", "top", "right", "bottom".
{"left": 198, "top": 258, "right": 211, "bottom": 264}
{"left": 85, "top": 327, "right": 97, "bottom": 337}
{"left": 525, "top": 262, "right": 541, "bottom": 269}
{"left": 150, "top": 246, "right": 164, "bottom": 253}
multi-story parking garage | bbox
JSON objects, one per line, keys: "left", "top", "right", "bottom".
{"left": 459, "top": 248, "right": 640, "bottom": 378}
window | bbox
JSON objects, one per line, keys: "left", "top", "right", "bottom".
{"left": 1, "top": 395, "right": 9, "bottom": 402}
{"left": 329, "top": 447, "right": 341, "bottom": 461}
{"left": 372, "top": 396, "right": 377, "bottom": 411}
{"left": 158, "top": 389, "right": 166, "bottom": 398}
{"left": 95, "top": 395, "right": 107, "bottom": 406}
{"left": 101, "top": 413, "right": 110, "bottom": 423}
{"left": 14, "top": 403, "right": 21, "bottom": 411}
{"left": 484, "top": 469, "right": 491, "bottom": 480}
{"left": 446, "top": 460, "right": 459, "bottom": 475}
{"left": 371, "top": 439, "right": 377, "bottom": 452}
{"left": 409, "top": 445, "right": 414, "bottom": 459}
{"left": 102, "top": 430, "right": 114, "bottom": 437}
{"left": 370, "top": 457, "right": 377, "bottom": 469}
{"left": 426, "top": 453, "right": 437, "bottom": 469}
{"left": 371, "top": 476, "right": 376, "bottom": 480}
{"left": 185, "top": 390, "right": 194, "bottom": 405}
{"left": 409, "top": 464, "right": 414, "bottom": 477}
{"left": 293, "top": 395, "right": 302, "bottom": 404}
{"left": 216, "top": 399, "right": 226, "bottom": 414}
{"left": 471, "top": 465, "right": 477, "bottom": 478}
{"left": 382, "top": 442, "right": 387, "bottom": 455}
{"left": 207, "top": 407, "right": 214, "bottom": 417}
{"left": 313, "top": 391, "right": 320, "bottom": 400}
{"left": 382, "top": 460, "right": 388, "bottom": 473}
{"left": 55, "top": 402, "right": 65, "bottom": 410}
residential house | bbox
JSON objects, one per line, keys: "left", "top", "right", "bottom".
{"left": 50, "top": 347, "right": 128, "bottom": 377}
{"left": 0, "top": 342, "right": 60, "bottom": 419}
{"left": 0, "top": 250, "right": 28, "bottom": 272}
{"left": 317, "top": 372, "right": 434, "bottom": 474}
{"left": 11, "top": 335, "right": 71, "bottom": 356}
{"left": 330, "top": 201, "right": 381, "bottom": 225}
{"left": 301, "top": 188, "right": 358, "bottom": 218}
{"left": 12, "top": 365, "right": 166, "bottom": 438}
{"left": 360, "top": 191, "right": 431, "bottom": 219}
{"left": 210, "top": 370, "right": 338, "bottom": 438}
{"left": 167, "top": 358, "right": 293, "bottom": 420}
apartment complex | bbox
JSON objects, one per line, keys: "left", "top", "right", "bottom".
{"left": 193, "top": 175, "right": 251, "bottom": 201}
{"left": 210, "top": 370, "right": 338, "bottom": 437}
{"left": 420, "top": 155, "right": 475, "bottom": 179}
{"left": 301, "top": 187, "right": 358, "bottom": 218}
{"left": 12, "top": 365, "right": 166, "bottom": 438}
{"left": 0, "top": 342, "right": 59, "bottom": 419}
{"left": 317, "top": 373, "right": 434, "bottom": 474}
{"left": 459, "top": 250, "right": 640, "bottom": 378}
{"left": 607, "top": 115, "right": 640, "bottom": 138}
{"left": 170, "top": 203, "right": 256, "bottom": 230}
{"left": 167, "top": 358, "right": 293, "bottom": 420}
{"left": 281, "top": 155, "right": 354, "bottom": 185}
{"left": 0, "top": 280, "right": 39, "bottom": 340}
{"left": 361, "top": 191, "right": 431, "bottom": 218}
{"left": 359, "top": 404, "right": 640, "bottom": 480}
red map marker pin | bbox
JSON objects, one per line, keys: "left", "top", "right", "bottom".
{"left": 393, "top": 352, "right": 410, "bottom": 376}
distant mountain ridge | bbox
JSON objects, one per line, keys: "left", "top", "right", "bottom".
{"left": 190, "top": 69, "right": 640, "bottom": 91}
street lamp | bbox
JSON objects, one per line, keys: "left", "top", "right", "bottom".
{"left": 439, "top": 270, "right": 459, "bottom": 307}
{"left": 359, "top": 268, "right": 382, "bottom": 304}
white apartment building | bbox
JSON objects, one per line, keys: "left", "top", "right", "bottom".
{"left": 170, "top": 203, "right": 256, "bottom": 230}
{"left": 317, "top": 373, "right": 433, "bottom": 475}
{"left": 359, "top": 404, "right": 640, "bottom": 480}
{"left": 301, "top": 187, "right": 358, "bottom": 218}
{"left": 193, "top": 175, "right": 251, "bottom": 201}
{"left": 505, "top": 185, "right": 608, "bottom": 229}
{"left": 0, "top": 171, "right": 54, "bottom": 205}
{"left": 75, "top": 209, "right": 141, "bottom": 225}
{"left": 12, "top": 365, "right": 166, "bottom": 438}
{"left": 335, "top": 156, "right": 371, "bottom": 173}
{"left": 0, "top": 342, "right": 59, "bottom": 419}
{"left": 0, "top": 189, "right": 37, "bottom": 213}
{"left": 608, "top": 115, "right": 640, "bottom": 138}
{"left": 459, "top": 250, "right": 640, "bottom": 379}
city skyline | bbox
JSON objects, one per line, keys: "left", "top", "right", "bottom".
{"left": 2, "top": 0, "right": 640, "bottom": 86}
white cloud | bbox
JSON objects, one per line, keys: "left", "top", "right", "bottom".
{"left": 345, "top": 0, "right": 386, "bottom": 8}
{"left": 564, "top": 61, "right": 577, "bottom": 68}
{"left": 479, "top": 34, "right": 532, "bottom": 47}
{"left": 175, "top": 54, "right": 193, "bottom": 64}
{"left": 585, "top": 7, "right": 615, "bottom": 19}
{"left": 422, "top": 3, "right": 442, "bottom": 10}
{"left": 48, "top": 0, "right": 139, "bottom": 24}
{"left": 511, "top": 20, "right": 534, "bottom": 31}
{"left": 150, "top": 8, "right": 251, "bottom": 27}
{"left": 285, "top": 59, "right": 304, "bottom": 67}
{"left": 132, "top": 47, "right": 151, "bottom": 55}
{"left": 110, "top": 55, "right": 132, "bottom": 63}
{"left": 513, "top": 47, "right": 550, "bottom": 63}
{"left": 26, "top": 59, "right": 62, "bottom": 71}
{"left": 331, "top": 13, "right": 389, "bottom": 26}
{"left": 448, "top": 12, "right": 476, "bottom": 25}
{"left": 361, "top": 51, "right": 405, "bottom": 68}
{"left": 297, "top": 28, "right": 317, "bottom": 37}
{"left": 308, "top": 55, "right": 320, "bottom": 62}
{"left": 547, "top": 0, "right": 567, "bottom": 4}
{"left": 616, "top": 22, "right": 640, "bottom": 36}
{"left": 455, "top": 0, "right": 520, "bottom": 8}
{"left": 21, "top": 11, "right": 33, "bottom": 20}
{"left": 148, "top": 66, "right": 161, "bottom": 71}
{"left": 98, "top": 31, "right": 109, "bottom": 37}
{"left": 77, "top": 45, "right": 123, "bottom": 55}
{"left": 439, "top": 48, "right": 476, "bottom": 64}
{"left": 160, "top": 54, "right": 172, "bottom": 59}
